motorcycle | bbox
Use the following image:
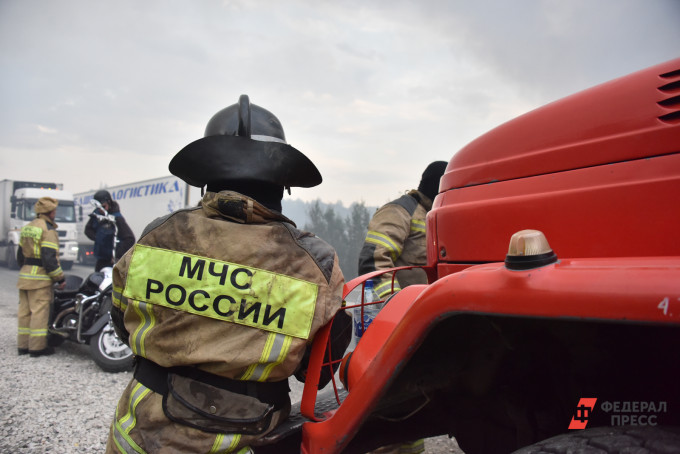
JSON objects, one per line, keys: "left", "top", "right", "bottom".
{"left": 48, "top": 266, "right": 134, "bottom": 372}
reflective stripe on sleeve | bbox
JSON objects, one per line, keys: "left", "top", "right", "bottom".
{"left": 41, "top": 240, "right": 59, "bottom": 250}
{"left": 113, "top": 285, "right": 128, "bottom": 311}
{"left": 410, "top": 219, "right": 425, "bottom": 234}
{"left": 375, "top": 280, "right": 401, "bottom": 298}
{"left": 123, "top": 244, "right": 319, "bottom": 339}
{"left": 365, "top": 231, "right": 402, "bottom": 262}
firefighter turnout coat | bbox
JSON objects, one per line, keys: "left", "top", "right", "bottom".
{"left": 107, "top": 191, "right": 344, "bottom": 454}
{"left": 358, "top": 190, "right": 432, "bottom": 297}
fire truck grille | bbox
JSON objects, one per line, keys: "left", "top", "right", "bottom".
{"left": 657, "top": 67, "right": 680, "bottom": 124}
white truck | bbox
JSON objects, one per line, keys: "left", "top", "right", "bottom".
{"left": 74, "top": 175, "right": 193, "bottom": 264}
{"left": 0, "top": 180, "right": 79, "bottom": 270}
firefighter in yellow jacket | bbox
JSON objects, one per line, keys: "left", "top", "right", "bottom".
{"left": 106, "top": 95, "right": 349, "bottom": 454}
{"left": 359, "top": 161, "right": 447, "bottom": 298}
{"left": 17, "top": 196, "right": 66, "bottom": 357}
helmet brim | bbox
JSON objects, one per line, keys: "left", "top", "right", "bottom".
{"left": 169, "top": 135, "right": 322, "bottom": 188}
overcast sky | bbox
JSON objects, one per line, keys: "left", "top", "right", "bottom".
{"left": 1, "top": 0, "right": 678, "bottom": 207}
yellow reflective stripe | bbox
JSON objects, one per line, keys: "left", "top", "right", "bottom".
{"left": 210, "top": 433, "right": 241, "bottom": 453}
{"left": 129, "top": 301, "right": 155, "bottom": 357}
{"left": 398, "top": 439, "right": 425, "bottom": 454}
{"left": 42, "top": 241, "right": 59, "bottom": 250}
{"left": 18, "top": 327, "right": 30, "bottom": 335}
{"left": 365, "top": 231, "right": 401, "bottom": 261}
{"left": 48, "top": 267, "right": 63, "bottom": 278}
{"left": 113, "top": 384, "right": 150, "bottom": 454}
{"left": 376, "top": 282, "right": 401, "bottom": 299}
{"left": 123, "top": 244, "right": 319, "bottom": 339}
{"left": 112, "top": 429, "right": 147, "bottom": 454}
{"left": 118, "top": 382, "right": 152, "bottom": 432}
{"left": 241, "top": 333, "right": 292, "bottom": 382}
{"left": 30, "top": 328, "right": 48, "bottom": 337}
{"left": 410, "top": 219, "right": 425, "bottom": 234}
{"left": 113, "top": 286, "right": 128, "bottom": 311}
{"left": 18, "top": 273, "right": 51, "bottom": 281}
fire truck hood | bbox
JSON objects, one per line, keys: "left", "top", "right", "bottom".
{"left": 440, "top": 58, "right": 680, "bottom": 191}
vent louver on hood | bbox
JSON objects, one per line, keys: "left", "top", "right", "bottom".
{"left": 658, "top": 68, "right": 680, "bottom": 124}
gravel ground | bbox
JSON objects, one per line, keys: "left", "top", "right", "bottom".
{"left": 0, "top": 264, "right": 463, "bottom": 453}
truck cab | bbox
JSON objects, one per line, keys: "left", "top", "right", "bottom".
{"left": 2, "top": 185, "right": 78, "bottom": 270}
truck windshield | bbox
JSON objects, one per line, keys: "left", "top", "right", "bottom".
{"left": 20, "top": 199, "right": 76, "bottom": 223}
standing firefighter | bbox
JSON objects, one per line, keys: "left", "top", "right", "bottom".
{"left": 16, "top": 196, "right": 66, "bottom": 357}
{"left": 106, "top": 95, "right": 348, "bottom": 453}
{"left": 359, "top": 161, "right": 447, "bottom": 297}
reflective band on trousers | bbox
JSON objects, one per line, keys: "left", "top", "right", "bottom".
{"left": 112, "top": 382, "right": 151, "bottom": 454}
{"left": 112, "top": 381, "right": 252, "bottom": 454}
{"left": 123, "top": 244, "right": 319, "bottom": 339}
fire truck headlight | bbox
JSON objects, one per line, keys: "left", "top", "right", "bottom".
{"left": 505, "top": 229, "right": 558, "bottom": 270}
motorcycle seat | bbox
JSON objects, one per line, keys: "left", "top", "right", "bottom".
{"left": 55, "top": 274, "right": 84, "bottom": 296}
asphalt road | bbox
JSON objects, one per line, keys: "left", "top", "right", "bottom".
{"left": 0, "top": 263, "right": 463, "bottom": 453}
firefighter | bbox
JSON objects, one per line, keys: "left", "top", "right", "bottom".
{"left": 106, "top": 95, "right": 348, "bottom": 453}
{"left": 16, "top": 196, "right": 66, "bottom": 357}
{"left": 358, "top": 160, "right": 447, "bottom": 297}
{"left": 358, "top": 161, "right": 446, "bottom": 454}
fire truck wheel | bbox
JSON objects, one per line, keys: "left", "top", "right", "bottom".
{"left": 512, "top": 425, "right": 680, "bottom": 453}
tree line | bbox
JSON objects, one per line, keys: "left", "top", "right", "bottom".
{"left": 303, "top": 200, "right": 374, "bottom": 280}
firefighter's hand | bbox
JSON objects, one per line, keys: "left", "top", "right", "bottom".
{"left": 56, "top": 280, "right": 66, "bottom": 290}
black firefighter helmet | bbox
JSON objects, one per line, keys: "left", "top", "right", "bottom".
{"left": 169, "top": 95, "right": 322, "bottom": 190}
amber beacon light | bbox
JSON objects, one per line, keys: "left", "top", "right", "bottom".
{"left": 504, "top": 229, "right": 558, "bottom": 270}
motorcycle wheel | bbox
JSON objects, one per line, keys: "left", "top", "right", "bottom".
{"left": 89, "top": 322, "right": 134, "bottom": 373}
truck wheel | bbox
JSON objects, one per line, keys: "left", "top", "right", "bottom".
{"left": 61, "top": 261, "right": 73, "bottom": 271}
{"left": 512, "top": 426, "right": 680, "bottom": 453}
{"left": 89, "top": 322, "right": 134, "bottom": 373}
{"left": 6, "top": 243, "right": 19, "bottom": 270}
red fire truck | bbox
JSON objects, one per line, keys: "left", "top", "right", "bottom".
{"left": 262, "top": 57, "right": 680, "bottom": 453}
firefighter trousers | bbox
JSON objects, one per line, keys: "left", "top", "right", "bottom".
{"left": 17, "top": 287, "right": 53, "bottom": 352}
{"left": 106, "top": 378, "right": 291, "bottom": 454}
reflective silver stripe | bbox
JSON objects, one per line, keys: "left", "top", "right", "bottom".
{"left": 112, "top": 421, "right": 147, "bottom": 454}
{"left": 242, "top": 332, "right": 291, "bottom": 382}
{"left": 209, "top": 433, "right": 241, "bottom": 453}
{"left": 250, "top": 134, "right": 286, "bottom": 144}
{"left": 410, "top": 219, "right": 426, "bottom": 234}
{"left": 113, "top": 382, "right": 151, "bottom": 454}
{"left": 30, "top": 328, "right": 48, "bottom": 338}
{"left": 365, "top": 231, "right": 402, "bottom": 261}
{"left": 130, "top": 301, "right": 155, "bottom": 356}
{"left": 119, "top": 383, "right": 151, "bottom": 432}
